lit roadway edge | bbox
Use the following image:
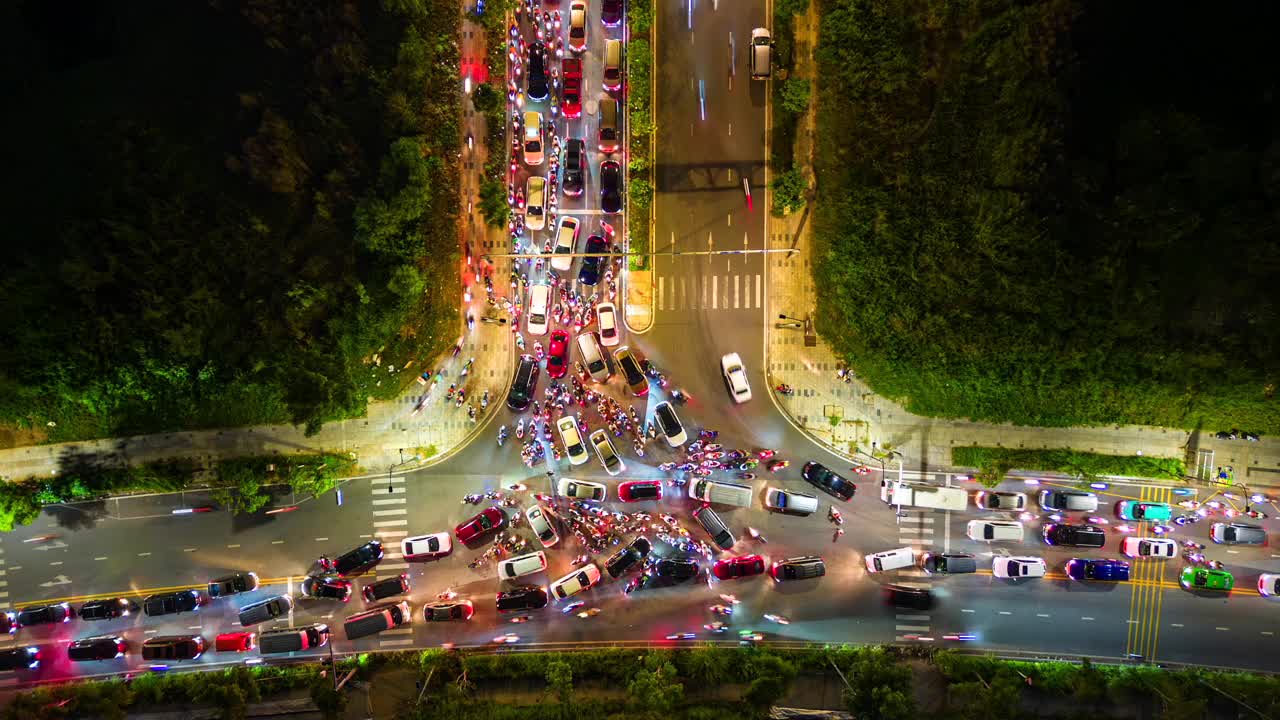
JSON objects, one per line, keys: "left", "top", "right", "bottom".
{"left": 1, "top": 0, "right": 1279, "bottom": 689}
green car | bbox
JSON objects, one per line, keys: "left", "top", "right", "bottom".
{"left": 1180, "top": 566, "right": 1234, "bottom": 592}
{"left": 1116, "top": 501, "right": 1173, "bottom": 522}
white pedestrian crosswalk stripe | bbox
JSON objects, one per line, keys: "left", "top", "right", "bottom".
{"left": 657, "top": 274, "right": 764, "bottom": 311}
{"left": 372, "top": 508, "right": 408, "bottom": 516}
{"left": 373, "top": 519, "right": 409, "bottom": 527}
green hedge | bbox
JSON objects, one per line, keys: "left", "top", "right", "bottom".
{"left": 0, "top": 453, "right": 356, "bottom": 532}
{"left": 626, "top": 34, "right": 654, "bottom": 270}
{"left": 952, "top": 447, "right": 1187, "bottom": 488}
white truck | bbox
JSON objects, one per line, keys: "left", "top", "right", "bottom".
{"left": 879, "top": 479, "right": 968, "bottom": 511}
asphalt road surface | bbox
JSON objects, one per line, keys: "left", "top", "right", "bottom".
{"left": 0, "top": 0, "right": 1277, "bottom": 688}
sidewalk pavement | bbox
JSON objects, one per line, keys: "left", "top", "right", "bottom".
{"left": 763, "top": 6, "right": 1280, "bottom": 489}
{"left": 0, "top": 9, "right": 514, "bottom": 486}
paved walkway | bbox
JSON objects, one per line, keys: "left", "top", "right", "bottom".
{"left": 0, "top": 8, "right": 514, "bottom": 485}
{"left": 763, "top": 5, "right": 1280, "bottom": 489}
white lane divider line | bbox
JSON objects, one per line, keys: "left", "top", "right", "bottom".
{"left": 183, "top": 548, "right": 197, "bottom": 553}
{"left": 272, "top": 540, "right": 285, "bottom": 545}
{"left": 1262, "top": 631, "right": 1274, "bottom": 636}
{"left": 1215, "top": 627, "right": 1230, "bottom": 631}
{"left": 138, "top": 552, "right": 151, "bottom": 557}
{"left": 227, "top": 544, "right": 241, "bottom": 549}
{"left": 1036, "top": 613, "right": 1051, "bottom": 618}
{"left": 961, "top": 609, "right": 975, "bottom": 614}
{"left": 998, "top": 611, "right": 1012, "bottom": 615}
{"left": 315, "top": 538, "right": 329, "bottom": 542}
{"left": 1081, "top": 617, "right": 1094, "bottom": 621}
{"left": 1171, "top": 623, "right": 1184, "bottom": 628}
{"left": 94, "top": 557, "right": 108, "bottom": 561}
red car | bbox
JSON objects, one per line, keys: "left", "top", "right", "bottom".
{"left": 547, "top": 330, "right": 570, "bottom": 379}
{"left": 712, "top": 554, "right": 766, "bottom": 580}
{"left": 618, "top": 480, "right": 663, "bottom": 503}
{"left": 562, "top": 59, "right": 582, "bottom": 119}
{"left": 214, "top": 631, "right": 256, "bottom": 653}
{"left": 455, "top": 507, "right": 507, "bottom": 544}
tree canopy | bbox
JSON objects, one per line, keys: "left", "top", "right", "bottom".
{"left": 814, "top": 0, "right": 1280, "bottom": 431}
{"left": 0, "top": 0, "right": 462, "bottom": 442}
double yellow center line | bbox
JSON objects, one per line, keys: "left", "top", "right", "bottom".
{"left": 1125, "top": 485, "right": 1171, "bottom": 660}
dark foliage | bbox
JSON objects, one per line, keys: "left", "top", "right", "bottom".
{"left": 813, "top": 0, "right": 1280, "bottom": 430}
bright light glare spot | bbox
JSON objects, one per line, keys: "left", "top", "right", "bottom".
{"left": 1089, "top": 483, "right": 1109, "bottom": 490}
{"left": 1023, "top": 479, "right": 1040, "bottom": 486}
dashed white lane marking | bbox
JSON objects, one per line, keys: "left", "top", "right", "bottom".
{"left": 373, "top": 520, "right": 409, "bottom": 527}
{"left": 1262, "top": 631, "right": 1274, "bottom": 636}
{"left": 896, "top": 614, "right": 930, "bottom": 621}
{"left": 94, "top": 557, "right": 108, "bottom": 561}
{"left": 372, "top": 509, "right": 408, "bottom": 517}
{"left": 144, "top": 630, "right": 157, "bottom": 635}
{"left": 315, "top": 538, "right": 329, "bottom": 542}
{"left": 227, "top": 544, "right": 241, "bottom": 549}
{"left": 49, "top": 562, "right": 62, "bottom": 566}
{"left": 138, "top": 552, "right": 151, "bottom": 557}
{"left": 961, "top": 609, "right": 975, "bottom": 613}
{"left": 1081, "top": 617, "right": 1094, "bottom": 621}
{"left": 895, "top": 625, "right": 929, "bottom": 632}
{"left": 1036, "top": 613, "right": 1051, "bottom": 618}
{"left": 272, "top": 540, "right": 285, "bottom": 545}
{"left": 379, "top": 638, "right": 415, "bottom": 646}
{"left": 187, "top": 625, "right": 202, "bottom": 630}
{"left": 998, "top": 611, "right": 1011, "bottom": 615}
{"left": 1171, "top": 623, "right": 1184, "bottom": 628}
{"left": 1227, "top": 550, "right": 1239, "bottom": 554}
{"left": 1216, "top": 627, "right": 1230, "bottom": 631}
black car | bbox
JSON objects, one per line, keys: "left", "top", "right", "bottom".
{"left": 1042, "top": 523, "right": 1106, "bottom": 548}
{"left": 562, "top": 139, "right": 585, "bottom": 196}
{"left": 17, "top": 603, "right": 74, "bottom": 628}
{"left": 67, "top": 636, "right": 127, "bottom": 662}
{"left": 578, "top": 235, "right": 609, "bottom": 286}
{"left": 527, "top": 42, "right": 549, "bottom": 101}
{"left": 208, "top": 571, "right": 259, "bottom": 598}
{"left": 884, "top": 584, "right": 934, "bottom": 611}
{"left": 801, "top": 461, "right": 855, "bottom": 501}
{"left": 324, "top": 540, "right": 384, "bottom": 577}
{"left": 301, "top": 575, "right": 353, "bottom": 602}
{"left": 655, "top": 557, "right": 700, "bottom": 583}
{"left": 362, "top": 574, "right": 411, "bottom": 603}
{"left": 605, "top": 537, "right": 652, "bottom": 578}
{"left": 507, "top": 354, "right": 540, "bottom": 411}
{"left": 919, "top": 552, "right": 977, "bottom": 574}
{"left": 496, "top": 585, "right": 549, "bottom": 613}
{"left": 143, "top": 590, "right": 201, "bottom": 617}
{"left": 601, "top": 0, "right": 622, "bottom": 26}
{"left": 0, "top": 646, "right": 39, "bottom": 671}
{"left": 141, "top": 635, "right": 205, "bottom": 661}
{"left": 79, "top": 598, "right": 133, "bottom": 621}
{"left": 600, "top": 160, "right": 622, "bottom": 214}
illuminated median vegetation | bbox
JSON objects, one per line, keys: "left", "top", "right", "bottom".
{"left": 953, "top": 447, "right": 1186, "bottom": 487}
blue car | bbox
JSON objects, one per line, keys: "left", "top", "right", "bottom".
{"left": 1065, "top": 558, "right": 1130, "bottom": 582}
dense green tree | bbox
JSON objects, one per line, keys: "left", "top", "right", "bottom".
{"left": 770, "top": 169, "right": 807, "bottom": 216}
{"left": 780, "top": 78, "right": 811, "bottom": 115}
{"left": 627, "top": 653, "right": 683, "bottom": 717}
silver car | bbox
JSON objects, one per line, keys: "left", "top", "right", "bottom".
{"left": 1210, "top": 522, "right": 1267, "bottom": 545}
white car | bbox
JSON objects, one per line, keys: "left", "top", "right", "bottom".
{"left": 719, "top": 352, "right": 752, "bottom": 403}
{"left": 522, "top": 111, "right": 544, "bottom": 166}
{"left": 549, "top": 562, "right": 602, "bottom": 600}
{"left": 525, "top": 176, "right": 546, "bottom": 231}
{"left": 499, "top": 551, "right": 548, "bottom": 580}
{"left": 1259, "top": 573, "right": 1280, "bottom": 597}
{"left": 966, "top": 519, "right": 1024, "bottom": 542}
{"left": 400, "top": 532, "right": 452, "bottom": 560}
{"left": 557, "top": 415, "right": 589, "bottom": 465}
{"left": 589, "top": 429, "right": 625, "bottom": 475}
{"left": 526, "top": 283, "right": 551, "bottom": 336}
{"left": 526, "top": 505, "right": 559, "bottom": 548}
{"left": 654, "top": 401, "right": 687, "bottom": 447}
{"left": 557, "top": 478, "right": 606, "bottom": 501}
{"left": 596, "top": 301, "right": 620, "bottom": 346}
{"left": 975, "top": 491, "right": 1027, "bottom": 511}
{"left": 992, "top": 556, "right": 1047, "bottom": 579}
{"left": 568, "top": 0, "right": 587, "bottom": 53}
{"left": 551, "top": 217, "right": 580, "bottom": 271}
{"left": 1121, "top": 537, "right": 1178, "bottom": 559}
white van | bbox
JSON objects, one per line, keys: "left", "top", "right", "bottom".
{"left": 764, "top": 487, "right": 818, "bottom": 516}
{"left": 966, "top": 520, "right": 1024, "bottom": 543}
{"left": 687, "top": 479, "right": 754, "bottom": 508}
{"left": 527, "top": 283, "right": 551, "bottom": 336}
{"left": 576, "top": 331, "right": 610, "bottom": 382}
{"left": 864, "top": 547, "right": 915, "bottom": 573}
{"left": 499, "top": 551, "right": 548, "bottom": 580}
